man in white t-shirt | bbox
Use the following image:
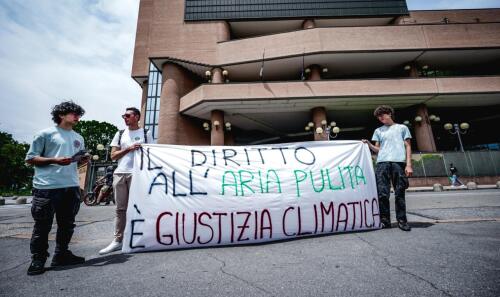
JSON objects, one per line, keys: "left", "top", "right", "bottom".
{"left": 99, "top": 107, "right": 153, "bottom": 254}
{"left": 362, "top": 105, "right": 413, "bottom": 232}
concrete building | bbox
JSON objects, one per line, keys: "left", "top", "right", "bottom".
{"left": 131, "top": 0, "right": 500, "bottom": 184}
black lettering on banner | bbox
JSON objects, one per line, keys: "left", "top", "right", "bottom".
{"left": 189, "top": 170, "right": 208, "bottom": 195}
{"left": 271, "top": 147, "right": 288, "bottom": 165}
{"left": 191, "top": 150, "right": 207, "bottom": 167}
{"left": 223, "top": 149, "right": 240, "bottom": 166}
{"left": 172, "top": 171, "right": 186, "bottom": 197}
{"left": 147, "top": 148, "right": 162, "bottom": 170}
{"left": 130, "top": 219, "right": 145, "bottom": 249}
{"left": 149, "top": 172, "right": 168, "bottom": 194}
{"left": 294, "top": 146, "right": 316, "bottom": 165}
{"left": 244, "top": 148, "right": 250, "bottom": 165}
{"left": 256, "top": 148, "right": 267, "bottom": 164}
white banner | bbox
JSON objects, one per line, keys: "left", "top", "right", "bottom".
{"left": 123, "top": 140, "right": 380, "bottom": 253}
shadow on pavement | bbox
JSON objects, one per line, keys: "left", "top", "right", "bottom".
{"left": 48, "top": 254, "right": 132, "bottom": 271}
{"left": 406, "top": 222, "right": 435, "bottom": 229}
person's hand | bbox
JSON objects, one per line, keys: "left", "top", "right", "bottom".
{"left": 78, "top": 154, "right": 91, "bottom": 165}
{"left": 127, "top": 143, "right": 142, "bottom": 152}
{"left": 361, "top": 139, "right": 368, "bottom": 143}
{"left": 54, "top": 157, "right": 72, "bottom": 166}
{"left": 405, "top": 165, "right": 413, "bottom": 177}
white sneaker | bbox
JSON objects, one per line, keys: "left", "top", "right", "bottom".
{"left": 99, "top": 240, "right": 122, "bottom": 255}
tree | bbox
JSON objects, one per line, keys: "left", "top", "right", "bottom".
{"left": 74, "top": 120, "right": 119, "bottom": 161}
{"left": 0, "top": 132, "right": 33, "bottom": 194}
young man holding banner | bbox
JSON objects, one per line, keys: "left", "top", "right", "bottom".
{"left": 99, "top": 107, "right": 153, "bottom": 254}
{"left": 362, "top": 105, "right": 413, "bottom": 231}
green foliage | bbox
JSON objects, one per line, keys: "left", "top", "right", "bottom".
{"left": 74, "top": 120, "right": 118, "bottom": 160}
{"left": 0, "top": 132, "right": 33, "bottom": 194}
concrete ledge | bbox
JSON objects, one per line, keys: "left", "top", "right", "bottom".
{"left": 408, "top": 184, "right": 499, "bottom": 192}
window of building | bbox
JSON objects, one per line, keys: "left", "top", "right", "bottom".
{"left": 144, "top": 63, "right": 162, "bottom": 139}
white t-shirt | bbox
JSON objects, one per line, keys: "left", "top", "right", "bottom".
{"left": 110, "top": 128, "right": 154, "bottom": 173}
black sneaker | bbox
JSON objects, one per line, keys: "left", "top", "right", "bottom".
{"left": 380, "top": 220, "right": 392, "bottom": 229}
{"left": 51, "top": 251, "right": 85, "bottom": 267}
{"left": 398, "top": 221, "right": 411, "bottom": 231}
{"left": 27, "top": 259, "right": 46, "bottom": 275}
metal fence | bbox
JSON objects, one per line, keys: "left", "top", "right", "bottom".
{"left": 411, "top": 151, "right": 500, "bottom": 177}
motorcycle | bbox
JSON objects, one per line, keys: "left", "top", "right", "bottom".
{"left": 84, "top": 166, "right": 115, "bottom": 206}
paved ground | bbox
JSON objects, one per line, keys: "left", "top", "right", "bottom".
{"left": 1, "top": 190, "right": 499, "bottom": 297}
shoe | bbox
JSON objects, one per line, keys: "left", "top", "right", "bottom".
{"left": 27, "top": 259, "right": 46, "bottom": 275}
{"left": 51, "top": 251, "right": 85, "bottom": 267}
{"left": 99, "top": 240, "right": 122, "bottom": 255}
{"left": 398, "top": 221, "right": 411, "bottom": 231}
{"left": 380, "top": 221, "right": 392, "bottom": 229}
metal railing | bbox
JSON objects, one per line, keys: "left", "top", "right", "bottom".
{"left": 411, "top": 151, "right": 500, "bottom": 177}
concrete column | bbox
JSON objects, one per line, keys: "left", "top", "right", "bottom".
{"left": 211, "top": 110, "right": 224, "bottom": 146}
{"left": 157, "top": 63, "right": 209, "bottom": 145}
{"left": 216, "top": 21, "right": 231, "bottom": 42}
{"left": 414, "top": 104, "right": 437, "bottom": 152}
{"left": 406, "top": 63, "right": 419, "bottom": 78}
{"left": 302, "top": 19, "right": 316, "bottom": 29}
{"left": 211, "top": 68, "right": 223, "bottom": 84}
{"left": 312, "top": 107, "right": 328, "bottom": 141}
{"left": 139, "top": 80, "right": 148, "bottom": 126}
{"left": 307, "top": 65, "right": 322, "bottom": 81}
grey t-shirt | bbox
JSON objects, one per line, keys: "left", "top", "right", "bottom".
{"left": 25, "top": 126, "right": 85, "bottom": 189}
{"left": 371, "top": 123, "right": 411, "bottom": 163}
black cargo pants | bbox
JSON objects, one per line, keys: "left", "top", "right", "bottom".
{"left": 375, "top": 162, "right": 409, "bottom": 224}
{"left": 30, "top": 187, "right": 81, "bottom": 260}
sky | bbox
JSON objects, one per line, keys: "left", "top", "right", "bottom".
{"left": 1, "top": 0, "right": 500, "bottom": 143}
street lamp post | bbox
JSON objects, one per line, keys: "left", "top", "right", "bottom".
{"left": 96, "top": 143, "right": 110, "bottom": 162}
{"left": 444, "top": 122, "right": 470, "bottom": 152}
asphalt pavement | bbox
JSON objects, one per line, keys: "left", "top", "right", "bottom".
{"left": 1, "top": 189, "right": 499, "bottom": 297}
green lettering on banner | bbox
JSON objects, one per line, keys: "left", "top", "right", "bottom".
{"left": 265, "top": 169, "right": 282, "bottom": 193}
{"left": 355, "top": 165, "right": 367, "bottom": 185}
{"left": 327, "top": 167, "right": 345, "bottom": 191}
{"left": 294, "top": 170, "right": 307, "bottom": 198}
{"left": 238, "top": 170, "right": 255, "bottom": 196}
{"left": 344, "top": 166, "right": 355, "bottom": 189}
{"left": 310, "top": 169, "right": 325, "bottom": 193}
{"left": 221, "top": 171, "right": 239, "bottom": 196}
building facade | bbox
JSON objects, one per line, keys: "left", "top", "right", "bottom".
{"left": 132, "top": 0, "right": 500, "bottom": 181}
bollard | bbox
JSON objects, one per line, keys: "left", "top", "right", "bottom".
{"left": 466, "top": 182, "right": 477, "bottom": 190}
{"left": 0, "top": 197, "right": 4, "bottom": 206}
{"left": 433, "top": 183, "right": 443, "bottom": 192}
{"left": 496, "top": 181, "right": 500, "bottom": 189}
{"left": 15, "top": 197, "right": 27, "bottom": 204}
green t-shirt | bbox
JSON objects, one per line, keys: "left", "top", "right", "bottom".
{"left": 25, "top": 126, "right": 85, "bottom": 189}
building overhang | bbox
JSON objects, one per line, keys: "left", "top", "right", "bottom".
{"left": 145, "top": 23, "right": 500, "bottom": 82}
{"left": 179, "top": 76, "right": 500, "bottom": 135}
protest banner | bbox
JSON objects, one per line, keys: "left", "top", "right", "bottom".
{"left": 123, "top": 140, "right": 379, "bottom": 253}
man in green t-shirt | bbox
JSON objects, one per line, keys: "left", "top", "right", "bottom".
{"left": 25, "top": 101, "right": 89, "bottom": 275}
